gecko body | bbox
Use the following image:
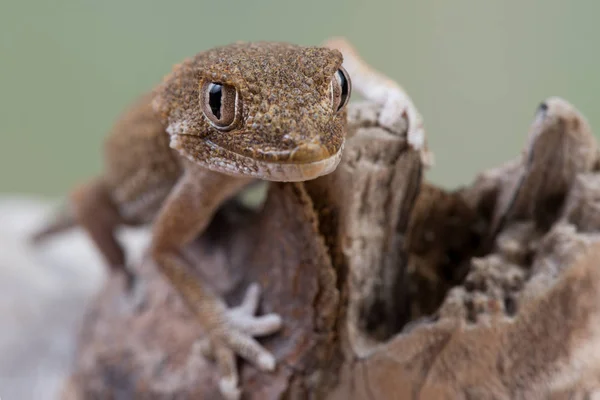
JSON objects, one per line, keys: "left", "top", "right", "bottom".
{"left": 33, "top": 41, "right": 351, "bottom": 400}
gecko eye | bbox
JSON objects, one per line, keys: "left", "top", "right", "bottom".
{"left": 331, "top": 66, "right": 351, "bottom": 113}
{"left": 201, "top": 81, "right": 239, "bottom": 130}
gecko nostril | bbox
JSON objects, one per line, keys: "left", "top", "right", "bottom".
{"left": 537, "top": 102, "right": 548, "bottom": 115}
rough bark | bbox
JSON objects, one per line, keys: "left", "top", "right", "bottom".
{"left": 63, "top": 99, "right": 600, "bottom": 399}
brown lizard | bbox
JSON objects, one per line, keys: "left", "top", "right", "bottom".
{"left": 31, "top": 41, "right": 352, "bottom": 399}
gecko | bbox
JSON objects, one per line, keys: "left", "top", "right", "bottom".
{"left": 31, "top": 41, "right": 352, "bottom": 400}
{"left": 488, "top": 97, "right": 598, "bottom": 245}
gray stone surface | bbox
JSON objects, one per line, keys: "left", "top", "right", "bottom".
{"left": 0, "top": 197, "right": 147, "bottom": 400}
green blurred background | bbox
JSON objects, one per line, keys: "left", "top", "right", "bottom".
{"left": 1, "top": 0, "right": 598, "bottom": 196}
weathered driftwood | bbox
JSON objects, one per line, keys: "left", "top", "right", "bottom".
{"left": 63, "top": 95, "right": 600, "bottom": 399}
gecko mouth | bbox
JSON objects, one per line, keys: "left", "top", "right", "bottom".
{"left": 247, "top": 145, "right": 344, "bottom": 182}
{"left": 171, "top": 135, "right": 344, "bottom": 182}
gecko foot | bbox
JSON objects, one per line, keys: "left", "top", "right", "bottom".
{"left": 195, "top": 283, "right": 282, "bottom": 400}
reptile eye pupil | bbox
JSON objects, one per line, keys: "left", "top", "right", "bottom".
{"left": 201, "top": 81, "right": 239, "bottom": 130}
{"left": 338, "top": 71, "right": 349, "bottom": 104}
{"left": 332, "top": 67, "right": 351, "bottom": 113}
{"left": 208, "top": 83, "right": 223, "bottom": 120}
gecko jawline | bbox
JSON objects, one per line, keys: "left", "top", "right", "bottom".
{"left": 171, "top": 135, "right": 345, "bottom": 182}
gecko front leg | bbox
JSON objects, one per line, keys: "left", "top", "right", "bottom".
{"left": 150, "top": 163, "right": 282, "bottom": 400}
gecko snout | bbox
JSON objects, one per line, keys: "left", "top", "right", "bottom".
{"left": 289, "top": 142, "right": 331, "bottom": 163}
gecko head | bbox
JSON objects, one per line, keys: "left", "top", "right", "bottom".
{"left": 525, "top": 96, "right": 596, "bottom": 168}
{"left": 152, "top": 41, "right": 352, "bottom": 182}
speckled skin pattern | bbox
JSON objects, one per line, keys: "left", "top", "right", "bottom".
{"left": 103, "top": 92, "right": 182, "bottom": 223}
{"left": 153, "top": 42, "right": 346, "bottom": 178}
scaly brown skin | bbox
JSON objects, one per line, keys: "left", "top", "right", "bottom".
{"left": 32, "top": 41, "right": 351, "bottom": 400}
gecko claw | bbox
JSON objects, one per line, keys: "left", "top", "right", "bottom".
{"left": 257, "top": 353, "right": 276, "bottom": 371}
{"left": 198, "top": 283, "right": 282, "bottom": 399}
